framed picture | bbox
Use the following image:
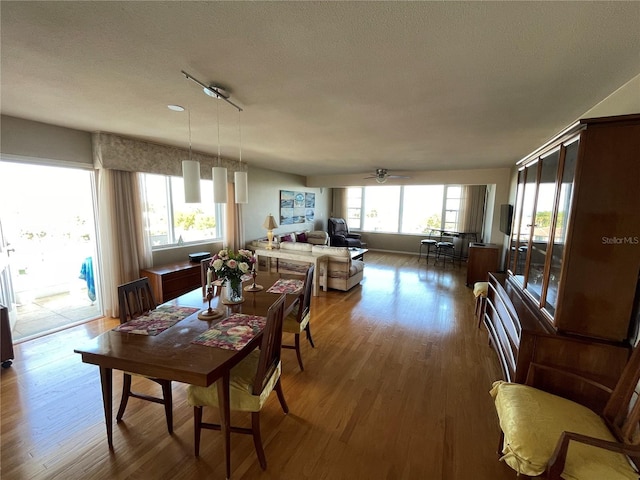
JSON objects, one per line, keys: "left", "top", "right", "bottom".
{"left": 280, "top": 190, "right": 315, "bottom": 225}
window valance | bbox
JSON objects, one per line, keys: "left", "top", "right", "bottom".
{"left": 92, "top": 132, "right": 245, "bottom": 180}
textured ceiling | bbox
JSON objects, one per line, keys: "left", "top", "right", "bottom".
{"left": 1, "top": 1, "right": 639, "bottom": 177}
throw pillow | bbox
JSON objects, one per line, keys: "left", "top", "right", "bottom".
{"left": 296, "top": 232, "right": 308, "bottom": 243}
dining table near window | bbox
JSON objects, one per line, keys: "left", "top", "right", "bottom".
{"left": 74, "top": 271, "right": 302, "bottom": 479}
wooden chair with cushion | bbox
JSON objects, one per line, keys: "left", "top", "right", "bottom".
{"left": 186, "top": 293, "right": 289, "bottom": 470}
{"left": 490, "top": 342, "right": 640, "bottom": 479}
{"left": 282, "top": 265, "right": 315, "bottom": 371}
{"left": 116, "top": 278, "right": 174, "bottom": 434}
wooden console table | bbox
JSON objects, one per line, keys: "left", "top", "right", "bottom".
{"left": 254, "top": 248, "right": 328, "bottom": 296}
{"left": 140, "top": 260, "right": 202, "bottom": 303}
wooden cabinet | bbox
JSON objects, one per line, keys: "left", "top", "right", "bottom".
{"left": 484, "top": 273, "right": 630, "bottom": 412}
{"left": 466, "top": 242, "right": 500, "bottom": 286}
{"left": 483, "top": 114, "right": 640, "bottom": 405}
{"left": 507, "top": 114, "right": 640, "bottom": 343}
{"left": 140, "top": 261, "right": 202, "bottom": 303}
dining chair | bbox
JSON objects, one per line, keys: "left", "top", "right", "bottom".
{"left": 490, "top": 342, "right": 640, "bottom": 479}
{"left": 186, "top": 293, "right": 289, "bottom": 470}
{"left": 116, "top": 277, "right": 174, "bottom": 434}
{"left": 282, "top": 265, "right": 315, "bottom": 371}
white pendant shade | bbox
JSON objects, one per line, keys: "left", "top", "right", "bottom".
{"left": 182, "top": 160, "right": 201, "bottom": 203}
{"left": 212, "top": 166, "right": 228, "bottom": 204}
{"left": 234, "top": 171, "right": 248, "bottom": 204}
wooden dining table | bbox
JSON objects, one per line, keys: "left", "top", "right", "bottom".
{"left": 74, "top": 272, "right": 301, "bottom": 479}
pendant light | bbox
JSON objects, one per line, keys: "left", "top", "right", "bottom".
{"left": 234, "top": 109, "right": 248, "bottom": 204}
{"left": 212, "top": 99, "right": 228, "bottom": 204}
{"left": 181, "top": 108, "right": 201, "bottom": 203}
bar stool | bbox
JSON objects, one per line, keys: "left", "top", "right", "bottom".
{"left": 419, "top": 238, "right": 437, "bottom": 262}
{"left": 434, "top": 241, "right": 455, "bottom": 267}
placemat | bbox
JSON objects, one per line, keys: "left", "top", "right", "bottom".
{"left": 113, "top": 305, "right": 199, "bottom": 336}
{"left": 266, "top": 278, "right": 304, "bottom": 295}
{"left": 191, "top": 314, "right": 266, "bottom": 350}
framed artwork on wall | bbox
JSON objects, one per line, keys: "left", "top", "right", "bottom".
{"left": 280, "top": 190, "right": 315, "bottom": 225}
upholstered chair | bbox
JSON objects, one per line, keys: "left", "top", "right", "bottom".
{"left": 328, "top": 217, "right": 362, "bottom": 247}
{"left": 490, "top": 343, "right": 640, "bottom": 479}
{"left": 186, "top": 294, "right": 289, "bottom": 470}
{"left": 282, "top": 265, "right": 315, "bottom": 370}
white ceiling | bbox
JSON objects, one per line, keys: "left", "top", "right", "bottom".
{"left": 2, "top": 1, "right": 639, "bottom": 177}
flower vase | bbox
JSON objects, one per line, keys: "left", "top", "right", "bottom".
{"left": 223, "top": 278, "right": 244, "bottom": 304}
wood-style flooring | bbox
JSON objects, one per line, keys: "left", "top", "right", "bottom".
{"left": 0, "top": 251, "right": 514, "bottom": 480}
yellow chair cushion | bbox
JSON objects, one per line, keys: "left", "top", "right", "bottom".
{"left": 282, "top": 308, "right": 310, "bottom": 334}
{"left": 490, "top": 381, "right": 637, "bottom": 480}
{"left": 187, "top": 351, "right": 282, "bottom": 412}
{"left": 473, "top": 281, "right": 489, "bottom": 298}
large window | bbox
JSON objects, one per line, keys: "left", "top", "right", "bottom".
{"left": 347, "top": 185, "right": 463, "bottom": 234}
{"left": 142, "top": 174, "right": 224, "bottom": 248}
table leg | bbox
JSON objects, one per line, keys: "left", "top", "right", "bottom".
{"left": 217, "top": 372, "right": 231, "bottom": 479}
{"left": 99, "top": 366, "right": 113, "bottom": 449}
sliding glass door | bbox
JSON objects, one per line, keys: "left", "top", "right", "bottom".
{"left": 0, "top": 161, "right": 101, "bottom": 342}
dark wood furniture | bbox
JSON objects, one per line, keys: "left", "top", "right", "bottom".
{"left": 140, "top": 260, "right": 201, "bottom": 303}
{"left": 189, "top": 293, "right": 289, "bottom": 471}
{"left": 491, "top": 332, "right": 640, "bottom": 479}
{"left": 1, "top": 304, "right": 14, "bottom": 368}
{"left": 484, "top": 273, "right": 630, "bottom": 409}
{"left": 507, "top": 113, "right": 640, "bottom": 342}
{"left": 116, "top": 278, "right": 173, "bottom": 434}
{"left": 74, "top": 272, "right": 298, "bottom": 480}
{"left": 282, "top": 265, "right": 315, "bottom": 371}
{"left": 482, "top": 114, "right": 640, "bottom": 403}
{"left": 466, "top": 242, "right": 500, "bottom": 286}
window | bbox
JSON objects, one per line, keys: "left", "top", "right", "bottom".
{"left": 142, "top": 174, "right": 224, "bottom": 248}
{"left": 443, "top": 185, "right": 462, "bottom": 232}
{"left": 362, "top": 186, "right": 401, "bottom": 232}
{"left": 401, "top": 185, "right": 444, "bottom": 233}
{"left": 347, "top": 185, "right": 462, "bottom": 234}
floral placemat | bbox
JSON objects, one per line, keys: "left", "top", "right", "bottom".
{"left": 191, "top": 314, "right": 266, "bottom": 350}
{"left": 266, "top": 278, "right": 304, "bottom": 295}
{"left": 113, "top": 305, "right": 199, "bottom": 336}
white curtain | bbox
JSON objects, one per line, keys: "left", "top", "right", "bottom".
{"left": 224, "top": 182, "right": 244, "bottom": 251}
{"left": 457, "top": 185, "right": 487, "bottom": 235}
{"left": 97, "top": 169, "right": 152, "bottom": 318}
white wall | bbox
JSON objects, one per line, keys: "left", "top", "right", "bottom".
{"left": 244, "top": 167, "right": 331, "bottom": 242}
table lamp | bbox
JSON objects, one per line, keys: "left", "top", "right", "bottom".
{"left": 263, "top": 214, "right": 278, "bottom": 250}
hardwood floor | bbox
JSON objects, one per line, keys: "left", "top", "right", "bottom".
{"left": 0, "top": 252, "right": 514, "bottom": 480}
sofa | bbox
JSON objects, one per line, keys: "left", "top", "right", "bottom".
{"left": 247, "top": 239, "right": 364, "bottom": 292}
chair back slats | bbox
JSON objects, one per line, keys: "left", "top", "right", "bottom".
{"left": 604, "top": 344, "right": 640, "bottom": 444}
{"left": 117, "top": 278, "right": 157, "bottom": 324}
{"left": 252, "top": 294, "right": 286, "bottom": 395}
{"left": 296, "top": 266, "right": 314, "bottom": 323}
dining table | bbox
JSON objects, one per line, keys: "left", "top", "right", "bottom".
{"left": 74, "top": 271, "right": 302, "bottom": 479}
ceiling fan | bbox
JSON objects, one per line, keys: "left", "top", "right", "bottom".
{"left": 364, "top": 168, "right": 410, "bottom": 184}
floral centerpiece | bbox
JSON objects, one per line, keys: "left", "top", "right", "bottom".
{"left": 209, "top": 249, "right": 255, "bottom": 304}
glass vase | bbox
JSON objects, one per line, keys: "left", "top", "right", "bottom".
{"left": 223, "top": 277, "right": 244, "bottom": 304}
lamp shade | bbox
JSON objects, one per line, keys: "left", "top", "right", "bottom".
{"left": 234, "top": 171, "right": 248, "bottom": 204}
{"left": 182, "top": 160, "right": 201, "bottom": 203}
{"left": 212, "top": 166, "right": 228, "bottom": 204}
{"left": 263, "top": 214, "right": 278, "bottom": 230}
